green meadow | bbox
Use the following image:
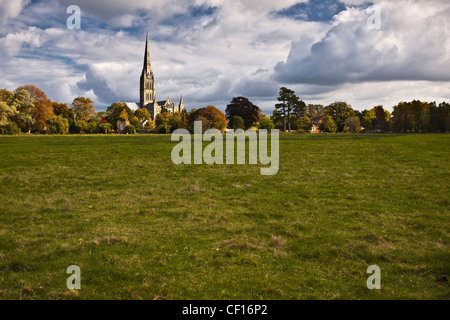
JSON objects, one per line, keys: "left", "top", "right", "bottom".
{"left": 0, "top": 133, "right": 448, "bottom": 300}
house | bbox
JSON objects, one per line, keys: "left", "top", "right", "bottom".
{"left": 116, "top": 120, "right": 129, "bottom": 133}
{"left": 310, "top": 115, "right": 325, "bottom": 133}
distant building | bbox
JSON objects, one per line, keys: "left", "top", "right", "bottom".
{"left": 125, "top": 33, "right": 185, "bottom": 120}
{"left": 311, "top": 115, "right": 325, "bottom": 133}
{"left": 116, "top": 120, "right": 129, "bottom": 133}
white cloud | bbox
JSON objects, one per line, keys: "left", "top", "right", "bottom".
{"left": 275, "top": 1, "right": 450, "bottom": 84}
{"left": 0, "top": 0, "right": 449, "bottom": 113}
{"left": 0, "top": 0, "right": 30, "bottom": 22}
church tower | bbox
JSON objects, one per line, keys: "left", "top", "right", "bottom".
{"left": 140, "top": 32, "right": 155, "bottom": 108}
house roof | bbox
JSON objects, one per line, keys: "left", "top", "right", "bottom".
{"left": 311, "top": 115, "right": 325, "bottom": 122}
{"left": 125, "top": 102, "right": 141, "bottom": 111}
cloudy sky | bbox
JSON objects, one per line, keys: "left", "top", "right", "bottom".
{"left": 0, "top": 0, "right": 449, "bottom": 113}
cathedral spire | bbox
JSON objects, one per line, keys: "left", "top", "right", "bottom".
{"left": 143, "top": 32, "right": 152, "bottom": 75}
{"left": 179, "top": 95, "right": 184, "bottom": 107}
{"left": 140, "top": 32, "right": 155, "bottom": 109}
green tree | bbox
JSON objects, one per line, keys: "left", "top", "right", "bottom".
{"left": 0, "top": 100, "right": 17, "bottom": 134}
{"left": 99, "top": 122, "right": 113, "bottom": 134}
{"left": 298, "top": 116, "right": 312, "bottom": 131}
{"left": 270, "top": 109, "right": 284, "bottom": 130}
{"left": 87, "top": 118, "right": 100, "bottom": 134}
{"left": 155, "top": 112, "right": 169, "bottom": 128}
{"left": 144, "top": 120, "right": 156, "bottom": 130}
{"left": 306, "top": 104, "right": 325, "bottom": 118}
{"left": 75, "top": 120, "right": 89, "bottom": 133}
{"left": 374, "top": 106, "right": 390, "bottom": 132}
{"left": 429, "top": 102, "right": 450, "bottom": 132}
{"left": 259, "top": 118, "right": 275, "bottom": 130}
{"left": 392, "top": 100, "right": 429, "bottom": 133}
{"left": 293, "top": 100, "right": 307, "bottom": 118}
{"left": 46, "top": 115, "right": 69, "bottom": 134}
{"left": 124, "top": 125, "right": 136, "bottom": 134}
{"left": 106, "top": 102, "right": 133, "bottom": 129}
{"left": 325, "top": 102, "right": 355, "bottom": 132}
{"left": 344, "top": 116, "right": 361, "bottom": 133}
{"left": 129, "top": 116, "right": 140, "bottom": 130}
{"left": 319, "top": 115, "right": 337, "bottom": 133}
{"left": 72, "top": 97, "right": 96, "bottom": 121}
{"left": 3, "top": 122, "right": 20, "bottom": 135}
{"left": 361, "top": 109, "right": 376, "bottom": 131}
{"left": 52, "top": 102, "right": 75, "bottom": 131}
{"left": 232, "top": 116, "right": 245, "bottom": 130}
{"left": 276, "top": 87, "right": 302, "bottom": 132}
{"left": 97, "top": 111, "right": 108, "bottom": 118}
{"left": 10, "top": 89, "right": 35, "bottom": 132}
{"left": 168, "top": 114, "right": 182, "bottom": 133}
{"left": 226, "top": 97, "right": 261, "bottom": 129}
{"left": 134, "top": 108, "right": 151, "bottom": 128}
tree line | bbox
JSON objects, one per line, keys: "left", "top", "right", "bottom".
{"left": 269, "top": 87, "right": 450, "bottom": 133}
{"left": 1, "top": 85, "right": 449, "bottom": 135}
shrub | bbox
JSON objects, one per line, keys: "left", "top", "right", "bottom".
{"left": 99, "top": 122, "right": 113, "bottom": 134}
{"left": 75, "top": 120, "right": 88, "bottom": 133}
{"left": 344, "top": 116, "right": 361, "bottom": 133}
{"left": 145, "top": 120, "right": 155, "bottom": 130}
{"left": 46, "top": 116, "right": 69, "bottom": 134}
{"left": 3, "top": 122, "right": 20, "bottom": 135}
{"left": 319, "top": 116, "right": 337, "bottom": 133}
{"left": 124, "top": 124, "right": 136, "bottom": 134}
{"left": 129, "top": 116, "right": 140, "bottom": 129}
{"left": 157, "top": 125, "right": 167, "bottom": 134}
{"left": 298, "top": 116, "right": 312, "bottom": 131}
{"left": 232, "top": 116, "right": 245, "bottom": 130}
{"left": 259, "top": 118, "right": 275, "bottom": 130}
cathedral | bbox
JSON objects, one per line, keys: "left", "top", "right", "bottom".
{"left": 126, "top": 33, "right": 184, "bottom": 120}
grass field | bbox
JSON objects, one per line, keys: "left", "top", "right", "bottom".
{"left": 0, "top": 133, "right": 449, "bottom": 300}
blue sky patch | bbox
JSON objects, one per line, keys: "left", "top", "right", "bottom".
{"left": 274, "top": 0, "right": 347, "bottom": 22}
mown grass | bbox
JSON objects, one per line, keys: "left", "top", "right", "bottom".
{"left": 0, "top": 133, "right": 448, "bottom": 300}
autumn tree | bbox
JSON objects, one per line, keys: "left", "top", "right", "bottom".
{"left": 16, "top": 85, "right": 54, "bottom": 131}
{"left": 72, "top": 97, "right": 96, "bottom": 121}
{"left": 226, "top": 97, "right": 261, "bottom": 129}
{"left": 190, "top": 105, "right": 227, "bottom": 133}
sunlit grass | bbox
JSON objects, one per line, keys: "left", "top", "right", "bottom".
{"left": 0, "top": 133, "right": 449, "bottom": 299}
